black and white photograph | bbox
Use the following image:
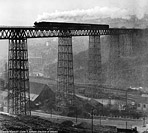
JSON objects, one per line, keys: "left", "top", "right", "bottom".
{"left": 0, "top": 0, "right": 148, "bottom": 132}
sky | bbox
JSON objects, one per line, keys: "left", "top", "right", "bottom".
{"left": 0, "top": 0, "right": 148, "bottom": 26}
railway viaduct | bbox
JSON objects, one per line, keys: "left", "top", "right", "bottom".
{"left": 0, "top": 22, "right": 142, "bottom": 115}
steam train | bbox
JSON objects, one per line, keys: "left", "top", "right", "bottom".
{"left": 34, "top": 21, "right": 109, "bottom": 30}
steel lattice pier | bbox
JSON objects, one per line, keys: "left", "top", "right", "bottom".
{"left": 8, "top": 32, "right": 30, "bottom": 115}
{"left": 57, "top": 36, "right": 75, "bottom": 108}
{"left": 88, "top": 36, "right": 102, "bottom": 84}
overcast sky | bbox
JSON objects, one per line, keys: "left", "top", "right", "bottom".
{"left": 0, "top": 0, "right": 148, "bottom": 26}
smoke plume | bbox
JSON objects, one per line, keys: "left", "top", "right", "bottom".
{"left": 37, "top": 0, "right": 148, "bottom": 22}
{"left": 37, "top": 7, "right": 130, "bottom": 22}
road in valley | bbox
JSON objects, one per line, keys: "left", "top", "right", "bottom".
{"left": 31, "top": 111, "right": 143, "bottom": 129}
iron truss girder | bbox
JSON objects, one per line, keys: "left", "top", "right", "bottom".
{"left": 0, "top": 27, "right": 142, "bottom": 39}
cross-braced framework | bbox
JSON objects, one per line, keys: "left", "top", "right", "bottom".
{"left": 119, "top": 33, "right": 133, "bottom": 57}
{"left": 88, "top": 36, "right": 102, "bottom": 84}
{"left": 0, "top": 27, "right": 139, "bottom": 39}
{"left": 8, "top": 31, "right": 30, "bottom": 115}
{"left": 88, "top": 36, "right": 102, "bottom": 97}
{"left": 119, "top": 33, "right": 134, "bottom": 87}
{"left": 108, "top": 33, "right": 134, "bottom": 86}
{"left": 108, "top": 35, "right": 120, "bottom": 86}
{"left": 57, "top": 36, "right": 75, "bottom": 108}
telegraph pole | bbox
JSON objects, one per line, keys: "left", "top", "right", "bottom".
{"left": 126, "top": 90, "right": 128, "bottom": 110}
{"left": 51, "top": 108, "right": 52, "bottom": 118}
{"left": 125, "top": 89, "right": 128, "bottom": 129}
{"left": 100, "top": 99, "right": 103, "bottom": 125}
{"left": 126, "top": 121, "right": 127, "bottom": 129}
{"left": 91, "top": 108, "right": 94, "bottom": 133}
{"left": 75, "top": 107, "right": 78, "bottom": 123}
{"left": 143, "top": 116, "right": 146, "bottom": 127}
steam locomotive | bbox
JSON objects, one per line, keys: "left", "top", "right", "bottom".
{"left": 34, "top": 21, "right": 109, "bottom": 30}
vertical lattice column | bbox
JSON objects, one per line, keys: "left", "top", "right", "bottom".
{"left": 109, "top": 35, "right": 120, "bottom": 59}
{"left": 118, "top": 33, "right": 134, "bottom": 87}
{"left": 57, "top": 36, "right": 75, "bottom": 107}
{"left": 8, "top": 31, "right": 30, "bottom": 115}
{"left": 88, "top": 36, "right": 102, "bottom": 85}
{"left": 108, "top": 35, "right": 120, "bottom": 86}
{"left": 119, "top": 33, "right": 133, "bottom": 57}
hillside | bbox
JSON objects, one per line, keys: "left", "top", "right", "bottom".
{"left": 43, "top": 29, "right": 148, "bottom": 90}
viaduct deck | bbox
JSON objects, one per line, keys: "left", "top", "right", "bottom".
{"left": 0, "top": 22, "right": 142, "bottom": 39}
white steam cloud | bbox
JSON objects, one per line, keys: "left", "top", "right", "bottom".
{"left": 37, "top": 7, "right": 130, "bottom": 22}
{"left": 37, "top": 4, "right": 148, "bottom": 22}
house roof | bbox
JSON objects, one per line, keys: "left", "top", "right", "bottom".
{"left": 0, "top": 90, "right": 38, "bottom": 102}
{"left": 3, "top": 82, "right": 50, "bottom": 95}
{"left": 0, "top": 82, "right": 51, "bottom": 102}
{"left": 30, "top": 93, "right": 39, "bottom": 101}
{"left": 136, "top": 97, "right": 148, "bottom": 104}
{"left": 34, "top": 85, "right": 55, "bottom": 103}
{"left": 30, "top": 82, "right": 48, "bottom": 95}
